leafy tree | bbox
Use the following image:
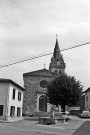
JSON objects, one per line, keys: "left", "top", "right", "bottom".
{"left": 47, "top": 74, "right": 83, "bottom": 112}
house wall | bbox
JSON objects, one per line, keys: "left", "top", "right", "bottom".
{"left": 0, "top": 83, "right": 9, "bottom": 120}
{"left": 80, "top": 95, "right": 85, "bottom": 112}
{"left": 7, "top": 84, "right": 23, "bottom": 121}
{"left": 85, "top": 91, "right": 90, "bottom": 111}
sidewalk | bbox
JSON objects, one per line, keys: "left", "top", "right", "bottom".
{"left": 72, "top": 120, "right": 90, "bottom": 135}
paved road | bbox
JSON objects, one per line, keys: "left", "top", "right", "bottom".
{"left": 0, "top": 116, "right": 88, "bottom": 135}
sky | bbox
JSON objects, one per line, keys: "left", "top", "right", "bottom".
{"left": 0, "top": 0, "right": 90, "bottom": 90}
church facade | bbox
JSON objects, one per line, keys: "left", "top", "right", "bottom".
{"left": 23, "top": 38, "right": 66, "bottom": 115}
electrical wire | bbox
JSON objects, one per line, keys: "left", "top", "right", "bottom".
{"left": 0, "top": 40, "right": 90, "bottom": 68}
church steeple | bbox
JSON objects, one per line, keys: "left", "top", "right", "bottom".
{"left": 53, "top": 36, "right": 60, "bottom": 59}
{"left": 49, "top": 36, "right": 66, "bottom": 74}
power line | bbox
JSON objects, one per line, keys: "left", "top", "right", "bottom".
{"left": 0, "top": 51, "right": 52, "bottom": 68}
{"left": 0, "top": 40, "right": 90, "bottom": 69}
{"left": 61, "top": 41, "right": 90, "bottom": 51}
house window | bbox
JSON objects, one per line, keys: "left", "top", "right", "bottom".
{"left": 86, "top": 96, "right": 88, "bottom": 102}
{"left": 59, "top": 71, "right": 61, "bottom": 74}
{"left": 18, "top": 92, "right": 21, "bottom": 101}
{"left": 55, "top": 70, "right": 57, "bottom": 73}
{"left": 10, "top": 106, "right": 15, "bottom": 117}
{"left": 57, "top": 58, "right": 59, "bottom": 61}
{"left": 17, "top": 107, "right": 21, "bottom": 117}
{"left": 12, "top": 89, "right": 15, "bottom": 99}
{"left": 0, "top": 105, "right": 3, "bottom": 116}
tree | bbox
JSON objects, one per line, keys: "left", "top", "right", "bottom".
{"left": 47, "top": 74, "right": 83, "bottom": 112}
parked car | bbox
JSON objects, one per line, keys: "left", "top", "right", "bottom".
{"left": 80, "top": 111, "right": 90, "bottom": 118}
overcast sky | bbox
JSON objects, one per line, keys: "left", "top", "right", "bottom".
{"left": 0, "top": 0, "right": 90, "bottom": 90}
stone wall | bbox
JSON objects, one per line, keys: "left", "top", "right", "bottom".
{"left": 23, "top": 75, "right": 53, "bottom": 115}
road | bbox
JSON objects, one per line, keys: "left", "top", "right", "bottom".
{"left": 0, "top": 116, "right": 88, "bottom": 135}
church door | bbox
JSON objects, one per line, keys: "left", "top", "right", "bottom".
{"left": 39, "top": 95, "right": 47, "bottom": 112}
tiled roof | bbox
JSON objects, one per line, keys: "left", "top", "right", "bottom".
{"left": 0, "top": 78, "right": 25, "bottom": 91}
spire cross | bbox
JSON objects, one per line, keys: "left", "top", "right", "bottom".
{"left": 44, "top": 63, "right": 46, "bottom": 69}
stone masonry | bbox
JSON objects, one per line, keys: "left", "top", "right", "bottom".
{"left": 23, "top": 69, "right": 56, "bottom": 114}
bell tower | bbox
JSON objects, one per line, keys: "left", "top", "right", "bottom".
{"left": 49, "top": 36, "right": 66, "bottom": 74}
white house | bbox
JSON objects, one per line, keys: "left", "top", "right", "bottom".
{"left": 0, "top": 78, "right": 25, "bottom": 122}
{"left": 85, "top": 87, "right": 90, "bottom": 111}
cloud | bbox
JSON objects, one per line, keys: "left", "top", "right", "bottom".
{"left": 1, "top": 0, "right": 90, "bottom": 27}
{"left": 0, "top": 0, "right": 90, "bottom": 89}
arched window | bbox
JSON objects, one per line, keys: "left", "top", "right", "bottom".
{"left": 39, "top": 95, "right": 47, "bottom": 112}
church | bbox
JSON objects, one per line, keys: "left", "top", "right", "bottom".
{"left": 23, "top": 37, "right": 66, "bottom": 115}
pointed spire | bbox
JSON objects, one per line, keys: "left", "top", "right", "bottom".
{"left": 53, "top": 34, "right": 60, "bottom": 58}
{"left": 55, "top": 34, "right": 59, "bottom": 49}
{"left": 49, "top": 35, "right": 66, "bottom": 73}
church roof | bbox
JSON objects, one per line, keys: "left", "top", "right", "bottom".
{"left": 23, "top": 68, "right": 57, "bottom": 77}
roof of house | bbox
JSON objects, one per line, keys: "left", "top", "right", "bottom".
{"left": 0, "top": 78, "right": 25, "bottom": 91}
{"left": 23, "top": 68, "right": 57, "bottom": 77}
{"left": 84, "top": 87, "right": 90, "bottom": 93}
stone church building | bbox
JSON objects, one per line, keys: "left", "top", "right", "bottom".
{"left": 23, "top": 38, "right": 66, "bottom": 115}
